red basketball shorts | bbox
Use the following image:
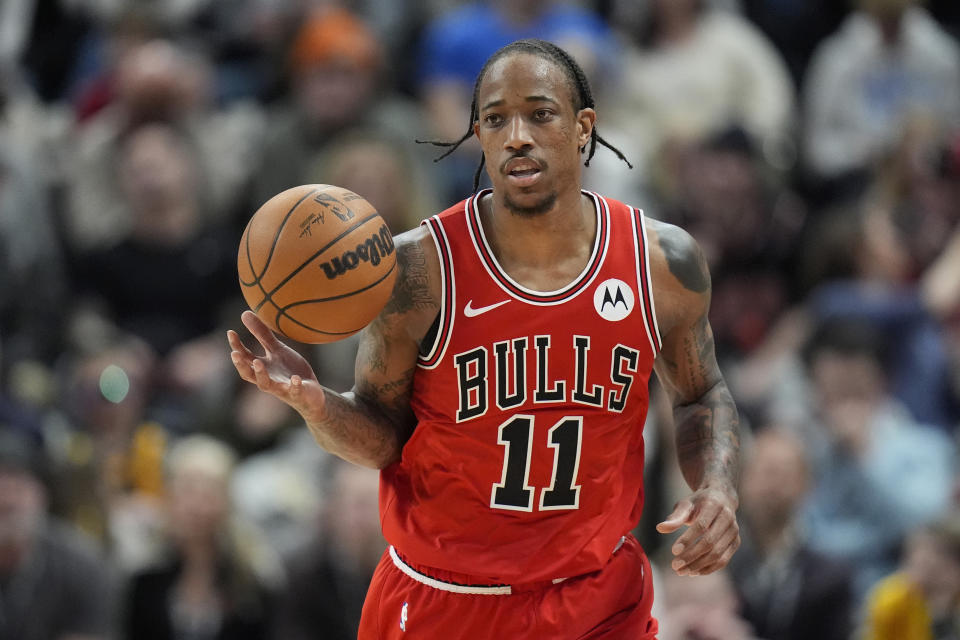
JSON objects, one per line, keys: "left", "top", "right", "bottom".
{"left": 358, "top": 534, "right": 658, "bottom": 639}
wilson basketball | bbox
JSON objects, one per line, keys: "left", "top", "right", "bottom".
{"left": 238, "top": 184, "right": 397, "bottom": 344}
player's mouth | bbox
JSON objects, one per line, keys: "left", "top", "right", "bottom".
{"left": 503, "top": 157, "right": 544, "bottom": 187}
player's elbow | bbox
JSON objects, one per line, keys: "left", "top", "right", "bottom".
{"left": 367, "top": 447, "right": 402, "bottom": 470}
{"left": 336, "top": 440, "right": 402, "bottom": 470}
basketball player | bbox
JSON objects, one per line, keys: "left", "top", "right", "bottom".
{"left": 228, "top": 39, "right": 740, "bottom": 639}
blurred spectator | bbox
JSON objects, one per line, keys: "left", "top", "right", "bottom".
{"left": 251, "top": 7, "right": 424, "bottom": 208}
{"left": 799, "top": 196, "right": 956, "bottom": 429}
{"left": 72, "top": 121, "right": 239, "bottom": 358}
{"left": 800, "top": 318, "right": 954, "bottom": 603}
{"left": 649, "top": 127, "right": 805, "bottom": 363}
{"left": 339, "top": 0, "right": 430, "bottom": 87}
{"left": 65, "top": 36, "right": 263, "bottom": 251}
{"left": 0, "top": 430, "right": 116, "bottom": 640}
{"left": 68, "top": 7, "right": 166, "bottom": 123}
{"left": 868, "top": 125, "right": 960, "bottom": 275}
{"left": 51, "top": 337, "right": 167, "bottom": 569}
{"left": 272, "top": 458, "right": 383, "bottom": 640}
{"left": 731, "top": 426, "right": 854, "bottom": 640}
{"left": 231, "top": 429, "right": 328, "bottom": 560}
{"left": 124, "top": 434, "right": 281, "bottom": 640}
{"left": 803, "top": 0, "right": 960, "bottom": 181}
{"left": 98, "top": 0, "right": 305, "bottom": 104}
{"left": 0, "top": 87, "right": 68, "bottom": 367}
{"left": 416, "top": 0, "right": 615, "bottom": 200}
{"left": 607, "top": 0, "right": 795, "bottom": 178}
{"left": 657, "top": 567, "right": 759, "bottom": 640}
{"left": 862, "top": 514, "right": 960, "bottom": 640}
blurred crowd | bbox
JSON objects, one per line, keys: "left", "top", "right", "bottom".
{"left": 2, "top": 0, "right": 960, "bottom": 638}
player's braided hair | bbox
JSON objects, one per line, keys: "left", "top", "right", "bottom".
{"left": 417, "top": 38, "right": 632, "bottom": 193}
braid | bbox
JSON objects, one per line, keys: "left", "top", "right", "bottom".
{"left": 543, "top": 41, "right": 632, "bottom": 170}
{"left": 416, "top": 38, "right": 632, "bottom": 193}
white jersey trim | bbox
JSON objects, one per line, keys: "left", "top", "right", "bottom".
{"left": 637, "top": 209, "right": 662, "bottom": 350}
{"left": 629, "top": 207, "right": 662, "bottom": 356}
{"left": 417, "top": 215, "right": 456, "bottom": 369}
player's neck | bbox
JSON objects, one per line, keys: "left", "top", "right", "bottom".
{"left": 480, "top": 190, "right": 596, "bottom": 288}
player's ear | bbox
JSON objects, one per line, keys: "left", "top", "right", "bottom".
{"left": 576, "top": 108, "right": 596, "bottom": 148}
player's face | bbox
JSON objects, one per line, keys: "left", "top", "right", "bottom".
{"left": 473, "top": 53, "right": 595, "bottom": 216}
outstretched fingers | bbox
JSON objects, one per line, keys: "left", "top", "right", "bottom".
{"left": 241, "top": 310, "right": 283, "bottom": 352}
{"left": 227, "top": 330, "right": 258, "bottom": 383}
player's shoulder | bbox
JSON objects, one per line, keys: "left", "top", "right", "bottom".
{"left": 590, "top": 195, "right": 709, "bottom": 295}
{"left": 643, "top": 218, "right": 709, "bottom": 294}
{"left": 642, "top": 219, "right": 711, "bottom": 334}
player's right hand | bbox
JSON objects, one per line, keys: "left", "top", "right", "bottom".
{"left": 227, "top": 310, "right": 327, "bottom": 422}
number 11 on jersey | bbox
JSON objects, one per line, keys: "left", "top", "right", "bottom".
{"left": 491, "top": 415, "right": 583, "bottom": 511}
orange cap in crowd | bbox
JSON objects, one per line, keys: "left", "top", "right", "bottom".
{"left": 289, "top": 8, "right": 381, "bottom": 74}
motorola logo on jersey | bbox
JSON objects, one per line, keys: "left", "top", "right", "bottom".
{"left": 593, "top": 279, "right": 634, "bottom": 321}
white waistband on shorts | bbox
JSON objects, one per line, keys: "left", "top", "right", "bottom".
{"left": 388, "top": 536, "right": 626, "bottom": 596}
{"left": 389, "top": 546, "right": 514, "bottom": 595}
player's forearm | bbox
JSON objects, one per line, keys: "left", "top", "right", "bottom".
{"left": 304, "top": 389, "right": 410, "bottom": 469}
{"left": 672, "top": 380, "right": 741, "bottom": 496}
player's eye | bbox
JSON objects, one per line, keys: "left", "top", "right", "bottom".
{"left": 533, "top": 109, "right": 553, "bottom": 121}
{"left": 483, "top": 113, "right": 503, "bottom": 126}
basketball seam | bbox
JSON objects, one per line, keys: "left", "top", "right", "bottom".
{"left": 253, "top": 211, "right": 384, "bottom": 314}
{"left": 239, "top": 187, "right": 321, "bottom": 289}
{"left": 273, "top": 259, "right": 396, "bottom": 336}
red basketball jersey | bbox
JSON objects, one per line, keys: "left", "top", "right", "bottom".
{"left": 379, "top": 190, "right": 662, "bottom": 584}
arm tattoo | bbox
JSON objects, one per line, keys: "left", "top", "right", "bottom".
{"left": 665, "top": 318, "right": 740, "bottom": 492}
{"left": 357, "top": 366, "right": 417, "bottom": 420}
{"left": 309, "top": 390, "right": 404, "bottom": 467}
{"left": 674, "top": 385, "right": 740, "bottom": 493}
{"left": 657, "top": 227, "right": 709, "bottom": 293}
{"left": 306, "top": 366, "right": 417, "bottom": 468}
{"left": 385, "top": 238, "right": 435, "bottom": 315}
{"left": 653, "top": 223, "right": 739, "bottom": 492}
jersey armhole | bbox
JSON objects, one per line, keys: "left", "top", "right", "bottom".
{"left": 630, "top": 207, "right": 663, "bottom": 355}
{"left": 418, "top": 216, "right": 455, "bottom": 368}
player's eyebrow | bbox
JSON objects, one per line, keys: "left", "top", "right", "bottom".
{"left": 480, "top": 95, "right": 560, "bottom": 111}
{"left": 525, "top": 95, "right": 559, "bottom": 106}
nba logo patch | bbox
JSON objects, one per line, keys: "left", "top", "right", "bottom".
{"left": 594, "top": 279, "right": 634, "bottom": 321}
{"left": 400, "top": 601, "right": 408, "bottom": 632}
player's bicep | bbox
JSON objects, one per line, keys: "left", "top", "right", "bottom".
{"left": 655, "top": 307, "right": 723, "bottom": 407}
{"left": 649, "top": 223, "right": 723, "bottom": 405}
{"left": 353, "top": 229, "right": 440, "bottom": 425}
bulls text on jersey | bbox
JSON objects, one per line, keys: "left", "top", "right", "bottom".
{"left": 453, "top": 334, "right": 642, "bottom": 422}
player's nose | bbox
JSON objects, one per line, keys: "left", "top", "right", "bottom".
{"left": 503, "top": 114, "right": 534, "bottom": 152}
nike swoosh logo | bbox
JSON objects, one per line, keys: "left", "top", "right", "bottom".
{"left": 463, "top": 299, "right": 510, "bottom": 317}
